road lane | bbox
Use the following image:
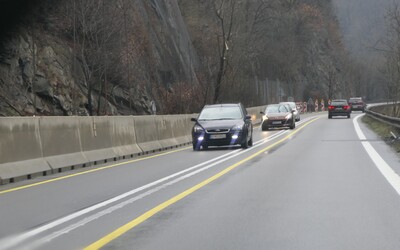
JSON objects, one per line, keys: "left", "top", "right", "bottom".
{"left": 0, "top": 117, "right": 317, "bottom": 249}
{"left": 95, "top": 114, "right": 400, "bottom": 250}
{"left": 1, "top": 114, "right": 399, "bottom": 249}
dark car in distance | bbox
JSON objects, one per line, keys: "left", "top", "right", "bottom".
{"left": 348, "top": 97, "right": 366, "bottom": 112}
{"left": 260, "top": 104, "right": 295, "bottom": 131}
{"left": 328, "top": 99, "right": 351, "bottom": 118}
{"left": 191, "top": 103, "right": 253, "bottom": 151}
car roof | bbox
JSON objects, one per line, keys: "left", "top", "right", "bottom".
{"left": 279, "top": 102, "right": 296, "bottom": 107}
{"left": 203, "top": 103, "right": 241, "bottom": 108}
{"left": 265, "top": 104, "right": 290, "bottom": 112}
{"left": 266, "top": 103, "right": 290, "bottom": 109}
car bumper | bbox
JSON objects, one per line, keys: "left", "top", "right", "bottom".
{"left": 329, "top": 111, "right": 350, "bottom": 116}
{"left": 351, "top": 106, "right": 365, "bottom": 111}
{"left": 262, "top": 119, "right": 293, "bottom": 128}
{"left": 192, "top": 131, "right": 245, "bottom": 147}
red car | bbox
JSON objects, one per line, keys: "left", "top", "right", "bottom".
{"left": 260, "top": 104, "right": 295, "bottom": 130}
{"left": 348, "top": 97, "right": 366, "bottom": 112}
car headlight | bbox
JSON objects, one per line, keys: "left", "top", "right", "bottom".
{"left": 193, "top": 125, "right": 204, "bottom": 133}
{"left": 285, "top": 114, "right": 292, "bottom": 120}
{"left": 232, "top": 125, "right": 243, "bottom": 131}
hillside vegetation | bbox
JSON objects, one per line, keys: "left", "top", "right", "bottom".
{"left": 0, "top": 0, "right": 379, "bottom": 116}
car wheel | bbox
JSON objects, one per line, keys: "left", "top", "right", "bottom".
{"left": 328, "top": 114, "right": 332, "bottom": 119}
{"left": 290, "top": 121, "right": 295, "bottom": 129}
{"left": 261, "top": 123, "right": 269, "bottom": 131}
{"left": 248, "top": 134, "right": 253, "bottom": 147}
{"left": 193, "top": 143, "right": 200, "bottom": 151}
{"left": 202, "top": 145, "right": 208, "bottom": 150}
{"left": 347, "top": 114, "right": 351, "bottom": 118}
{"left": 241, "top": 133, "right": 249, "bottom": 149}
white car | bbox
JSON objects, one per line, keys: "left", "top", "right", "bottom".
{"left": 279, "top": 102, "right": 300, "bottom": 121}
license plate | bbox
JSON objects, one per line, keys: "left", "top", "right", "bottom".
{"left": 272, "top": 121, "right": 282, "bottom": 125}
{"left": 210, "top": 134, "right": 226, "bottom": 139}
{"left": 336, "top": 108, "right": 342, "bottom": 110}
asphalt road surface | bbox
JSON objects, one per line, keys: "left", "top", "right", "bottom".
{"left": 1, "top": 112, "right": 400, "bottom": 250}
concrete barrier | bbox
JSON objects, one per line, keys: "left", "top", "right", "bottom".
{"left": 79, "top": 116, "right": 118, "bottom": 163}
{"left": 111, "top": 116, "right": 142, "bottom": 157}
{"left": 170, "top": 115, "right": 192, "bottom": 145}
{"left": 40, "top": 116, "right": 87, "bottom": 170}
{"left": 156, "top": 116, "right": 179, "bottom": 148}
{"left": 133, "top": 116, "right": 163, "bottom": 152}
{"left": 0, "top": 105, "right": 268, "bottom": 185}
{"left": 0, "top": 117, "right": 52, "bottom": 184}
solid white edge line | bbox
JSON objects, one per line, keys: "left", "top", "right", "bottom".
{"left": 353, "top": 114, "right": 400, "bottom": 196}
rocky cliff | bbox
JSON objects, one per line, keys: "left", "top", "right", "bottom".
{"left": 0, "top": 0, "right": 199, "bottom": 116}
{"left": 0, "top": 0, "right": 364, "bottom": 116}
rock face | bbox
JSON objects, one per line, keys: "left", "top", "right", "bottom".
{"left": 0, "top": 0, "right": 370, "bottom": 116}
{"left": 1, "top": 33, "right": 85, "bottom": 116}
{"left": 0, "top": 0, "right": 199, "bottom": 116}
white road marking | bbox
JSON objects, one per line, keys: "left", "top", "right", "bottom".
{"left": 353, "top": 114, "right": 400, "bottom": 196}
{"left": 27, "top": 131, "right": 288, "bottom": 249}
{"left": 1, "top": 117, "right": 324, "bottom": 250}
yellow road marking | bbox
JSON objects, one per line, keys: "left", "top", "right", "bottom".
{"left": 0, "top": 147, "right": 191, "bottom": 195}
{"left": 84, "top": 117, "right": 320, "bottom": 249}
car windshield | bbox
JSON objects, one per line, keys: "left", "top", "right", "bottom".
{"left": 198, "top": 106, "right": 243, "bottom": 120}
{"left": 281, "top": 102, "right": 296, "bottom": 109}
{"left": 332, "top": 100, "right": 347, "bottom": 105}
{"left": 266, "top": 105, "right": 289, "bottom": 113}
{"left": 349, "top": 98, "right": 362, "bottom": 103}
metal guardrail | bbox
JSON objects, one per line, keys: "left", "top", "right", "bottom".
{"left": 365, "top": 104, "right": 400, "bottom": 129}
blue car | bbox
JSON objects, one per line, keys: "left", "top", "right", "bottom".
{"left": 191, "top": 103, "right": 253, "bottom": 151}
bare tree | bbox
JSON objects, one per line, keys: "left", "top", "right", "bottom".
{"left": 71, "top": 0, "right": 124, "bottom": 115}
{"left": 383, "top": 1, "right": 400, "bottom": 104}
{"left": 213, "top": 0, "right": 237, "bottom": 103}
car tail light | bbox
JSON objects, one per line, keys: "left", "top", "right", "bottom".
{"left": 343, "top": 105, "right": 350, "bottom": 110}
{"left": 328, "top": 105, "right": 335, "bottom": 110}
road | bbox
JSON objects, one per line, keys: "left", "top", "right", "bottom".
{"left": 0, "top": 113, "right": 400, "bottom": 250}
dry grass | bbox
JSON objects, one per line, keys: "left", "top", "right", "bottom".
{"left": 362, "top": 115, "right": 400, "bottom": 153}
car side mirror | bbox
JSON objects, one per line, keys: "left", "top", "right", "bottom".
{"left": 191, "top": 118, "right": 197, "bottom": 122}
{"left": 260, "top": 111, "right": 265, "bottom": 115}
{"left": 291, "top": 109, "right": 296, "bottom": 113}
{"left": 245, "top": 115, "right": 252, "bottom": 120}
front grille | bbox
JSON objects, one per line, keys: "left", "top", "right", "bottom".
{"left": 268, "top": 116, "right": 285, "bottom": 120}
{"left": 206, "top": 128, "right": 230, "bottom": 133}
